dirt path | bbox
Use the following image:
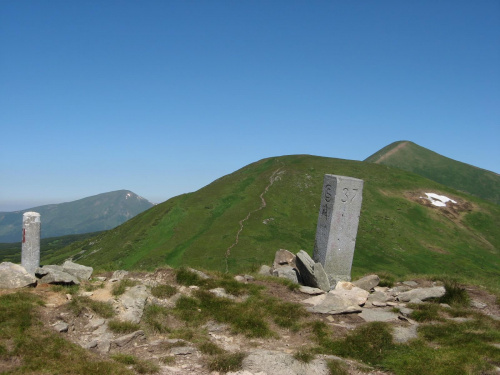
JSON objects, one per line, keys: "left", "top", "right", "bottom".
{"left": 373, "top": 141, "right": 408, "bottom": 163}
{"left": 224, "top": 167, "right": 283, "bottom": 273}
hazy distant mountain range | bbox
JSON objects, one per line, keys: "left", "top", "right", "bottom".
{"left": 0, "top": 190, "right": 154, "bottom": 242}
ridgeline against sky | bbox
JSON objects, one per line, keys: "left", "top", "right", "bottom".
{"left": 1, "top": 1, "right": 498, "bottom": 211}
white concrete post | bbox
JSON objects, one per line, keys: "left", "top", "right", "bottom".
{"left": 21, "top": 212, "right": 41, "bottom": 274}
{"left": 313, "top": 175, "right": 364, "bottom": 285}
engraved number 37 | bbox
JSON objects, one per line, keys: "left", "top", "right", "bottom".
{"left": 341, "top": 188, "right": 358, "bottom": 203}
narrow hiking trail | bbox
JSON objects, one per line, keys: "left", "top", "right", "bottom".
{"left": 224, "top": 167, "right": 284, "bottom": 273}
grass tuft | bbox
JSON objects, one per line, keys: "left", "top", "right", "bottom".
{"left": 111, "top": 353, "right": 159, "bottom": 374}
{"left": 198, "top": 341, "right": 225, "bottom": 355}
{"left": 409, "top": 303, "right": 443, "bottom": 322}
{"left": 327, "top": 359, "right": 349, "bottom": 375}
{"left": 111, "top": 279, "right": 138, "bottom": 296}
{"left": 150, "top": 284, "right": 177, "bottom": 299}
{"left": 207, "top": 352, "right": 246, "bottom": 372}
{"left": 293, "top": 349, "right": 315, "bottom": 363}
{"left": 439, "top": 280, "right": 470, "bottom": 307}
{"left": 108, "top": 319, "right": 141, "bottom": 334}
{"left": 68, "top": 296, "right": 115, "bottom": 318}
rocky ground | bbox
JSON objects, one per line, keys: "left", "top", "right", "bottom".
{"left": 11, "top": 266, "right": 498, "bottom": 375}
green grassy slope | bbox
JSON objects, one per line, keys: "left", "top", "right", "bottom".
{"left": 46, "top": 155, "right": 500, "bottom": 289}
{"left": 0, "top": 232, "right": 102, "bottom": 263}
{"left": 0, "top": 190, "right": 153, "bottom": 242}
{"left": 365, "top": 141, "right": 500, "bottom": 205}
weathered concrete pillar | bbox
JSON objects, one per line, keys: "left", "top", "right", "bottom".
{"left": 21, "top": 212, "right": 41, "bottom": 274}
{"left": 313, "top": 175, "right": 363, "bottom": 285}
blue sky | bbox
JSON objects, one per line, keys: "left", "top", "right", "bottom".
{"left": 1, "top": 1, "right": 499, "bottom": 211}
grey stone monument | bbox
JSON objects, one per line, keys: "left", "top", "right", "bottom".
{"left": 21, "top": 212, "right": 41, "bottom": 274}
{"left": 313, "top": 175, "right": 363, "bottom": 285}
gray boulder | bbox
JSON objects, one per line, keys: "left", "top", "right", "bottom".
{"left": 36, "top": 265, "right": 80, "bottom": 285}
{"left": 295, "top": 250, "right": 330, "bottom": 292}
{"left": 397, "top": 286, "right": 446, "bottom": 302}
{"left": 358, "top": 308, "right": 399, "bottom": 322}
{"left": 117, "top": 285, "right": 149, "bottom": 323}
{"left": 353, "top": 274, "right": 380, "bottom": 291}
{"left": 258, "top": 265, "right": 272, "bottom": 275}
{"left": 241, "top": 349, "right": 331, "bottom": 375}
{"left": 62, "top": 260, "right": 93, "bottom": 281}
{"left": 303, "top": 293, "right": 361, "bottom": 315}
{"left": 272, "top": 266, "right": 299, "bottom": 284}
{"left": 0, "top": 262, "right": 37, "bottom": 289}
{"left": 273, "top": 249, "right": 296, "bottom": 269}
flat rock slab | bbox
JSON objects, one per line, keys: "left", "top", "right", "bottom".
{"left": 62, "top": 260, "right": 93, "bottom": 281}
{"left": 0, "top": 262, "right": 37, "bottom": 289}
{"left": 358, "top": 308, "right": 399, "bottom": 322}
{"left": 304, "top": 293, "right": 361, "bottom": 315}
{"left": 397, "top": 286, "right": 446, "bottom": 302}
{"left": 117, "top": 285, "right": 149, "bottom": 323}
{"left": 112, "top": 330, "right": 145, "bottom": 347}
{"left": 36, "top": 265, "right": 80, "bottom": 285}
{"left": 299, "top": 286, "right": 325, "bottom": 295}
{"left": 241, "top": 350, "right": 330, "bottom": 375}
{"left": 332, "top": 282, "right": 369, "bottom": 305}
{"left": 393, "top": 325, "right": 419, "bottom": 343}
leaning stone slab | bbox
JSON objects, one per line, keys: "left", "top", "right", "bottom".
{"left": 36, "top": 265, "right": 80, "bottom": 285}
{"left": 62, "top": 260, "right": 93, "bottom": 281}
{"left": 353, "top": 274, "right": 380, "bottom": 291}
{"left": 397, "top": 286, "right": 446, "bottom": 302}
{"left": 295, "top": 250, "right": 330, "bottom": 292}
{"left": 0, "top": 262, "right": 37, "bottom": 289}
{"left": 272, "top": 265, "right": 299, "bottom": 284}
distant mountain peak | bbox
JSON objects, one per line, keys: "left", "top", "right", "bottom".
{"left": 0, "top": 190, "right": 154, "bottom": 242}
{"left": 365, "top": 141, "right": 500, "bottom": 205}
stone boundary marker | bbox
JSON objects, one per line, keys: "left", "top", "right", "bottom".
{"left": 21, "top": 212, "right": 41, "bottom": 274}
{"left": 313, "top": 175, "right": 363, "bottom": 285}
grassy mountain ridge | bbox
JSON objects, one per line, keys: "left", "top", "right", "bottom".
{"left": 46, "top": 155, "right": 499, "bottom": 290}
{"left": 0, "top": 190, "right": 153, "bottom": 242}
{"left": 365, "top": 141, "right": 500, "bottom": 205}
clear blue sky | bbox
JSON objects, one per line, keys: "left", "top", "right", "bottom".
{"left": 1, "top": 1, "right": 499, "bottom": 211}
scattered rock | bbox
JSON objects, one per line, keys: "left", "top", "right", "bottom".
{"left": 272, "top": 266, "right": 299, "bottom": 284}
{"left": 188, "top": 268, "right": 210, "bottom": 279}
{"left": 353, "top": 274, "right": 380, "bottom": 291}
{"left": 304, "top": 293, "right": 361, "bottom": 315}
{"left": 0, "top": 262, "right": 37, "bottom": 289}
{"left": 299, "top": 286, "right": 325, "bottom": 295}
{"left": 209, "top": 288, "right": 236, "bottom": 300}
{"left": 258, "top": 265, "right": 272, "bottom": 276}
{"left": 273, "top": 249, "right": 296, "bottom": 269}
{"left": 112, "top": 330, "right": 145, "bottom": 347}
{"left": 241, "top": 349, "right": 331, "bottom": 375}
{"left": 397, "top": 286, "right": 446, "bottom": 302}
{"left": 36, "top": 265, "right": 80, "bottom": 285}
{"left": 359, "top": 308, "right": 399, "bottom": 322}
{"left": 170, "top": 346, "right": 196, "bottom": 355}
{"left": 332, "top": 282, "right": 369, "bottom": 306}
{"left": 111, "top": 270, "right": 129, "bottom": 280}
{"left": 470, "top": 300, "right": 487, "bottom": 309}
{"left": 53, "top": 321, "right": 69, "bottom": 332}
{"left": 62, "top": 260, "right": 93, "bottom": 281}
{"left": 403, "top": 280, "right": 418, "bottom": 287}
{"left": 295, "top": 250, "right": 330, "bottom": 292}
{"left": 117, "top": 285, "right": 149, "bottom": 323}
{"left": 393, "top": 325, "right": 418, "bottom": 343}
